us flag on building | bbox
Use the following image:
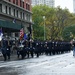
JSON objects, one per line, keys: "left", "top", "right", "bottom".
{"left": 20, "top": 28, "right": 24, "bottom": 39}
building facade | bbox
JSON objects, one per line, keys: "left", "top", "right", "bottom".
{"left": 0, "top": 0, "right": 32, "bottom": 40}
{"left": 31, "top": 0, "right": 55, "bottom": 7}
{"left": 73, "top": 0, "right": 75, "bottom": 13}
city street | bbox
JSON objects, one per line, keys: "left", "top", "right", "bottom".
{"left": 0, "top": 51, "right": 75, "bottom": 75}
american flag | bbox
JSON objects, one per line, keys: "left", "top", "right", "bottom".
{"left": 23, "top": 33, "right": 27, "bottom": 40}
{"left": 20, "top": 28, "right": 24, "bottom": 38}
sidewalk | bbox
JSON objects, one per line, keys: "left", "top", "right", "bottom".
{"left": 0, "top": 53, "right": 18, "bottom": 61}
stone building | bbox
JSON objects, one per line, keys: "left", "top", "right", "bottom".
{"left": 0, "top": 0, "right": 32, "bottom": 40}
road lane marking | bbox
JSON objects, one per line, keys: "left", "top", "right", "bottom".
{"left": 27, "top": 61, "right": 49, "bottom": 68}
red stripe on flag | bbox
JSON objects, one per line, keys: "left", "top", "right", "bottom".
{"left": 20, "top": 28, "right": 24, "bottom": 38}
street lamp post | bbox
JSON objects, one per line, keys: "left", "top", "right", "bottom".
{"left": 43, "top": 16, "right": 45, "bottom": 41}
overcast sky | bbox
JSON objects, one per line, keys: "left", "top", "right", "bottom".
{"left": 55, "top": 0, "right": 73, "bottom": 13}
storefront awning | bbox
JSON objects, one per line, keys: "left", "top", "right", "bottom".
{"left": 0, "top": 20, "right": 22, "bottom": 31}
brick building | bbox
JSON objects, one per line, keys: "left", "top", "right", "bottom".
{"left": 0, "top": 0, "right": 32, "bottom": 40}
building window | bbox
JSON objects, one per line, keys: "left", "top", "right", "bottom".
{"left": 13, "top": 0, "right": 15, "bottom": 4}
{"left": 5, "top": 6, "right": 8, "bottom": 14}
{"left": 26, "top": 14, "right": 28, "bottom": 21}
{"left": 26, "top": 3, "right": 30, "bottom": 10}
{"left": 16, "top": 0, "right": 18, "bottom": 5}
{"left": 23, "top": 13, "right": 25, "bottom": 20}
{"left": 8, "top": 0, "right": 11, "bottom": 2}
{"left": 0, "top": 4, "right": 2, "bottom": 12}
{"left": 26, "top": 4, "right": 28, "bottom": 9}
{"left": 20, "top": 12, "right": 22, "bottom": 19}
{"left": 20, "top": 0, "right": 22, "bottom": 7}
{"left": 13, "top": 9, "right": 15, "bottom": 16}
{"left": 28, "top": 15, "right": 30, "bottom": 21}
{"left": 16, "top": 10, "right": 18, "bottom": 18}
{"left": 15, "top": 32, "right": 18, "bottom": 37}
{"left": 9, "top": 7, "right": 11, "bottom": 15}
{"left": 23, "top": 2, "right": 24, "bottom": 8}
{"left": 28, "top": 5, "right": 30, "bottom": 10}
{"left": 27, "top": 15, "right": 30, "bottom": 21}
{"left": 20, "top": 0, "right": 25, "bottom": 8}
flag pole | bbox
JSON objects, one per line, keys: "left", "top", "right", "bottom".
{"left": 20, "top": 20, "right": 24, "bottom": 41}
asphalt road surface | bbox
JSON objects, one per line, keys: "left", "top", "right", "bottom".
{"left": 0, "top": 51, "right": 75, "bottom": 75}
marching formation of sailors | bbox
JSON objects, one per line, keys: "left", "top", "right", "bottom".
{"left": 14, "top": 39, "right": 72, "bottom": 59}
{"left": 0, "top": 38, "right": 73, "bottom": 61}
